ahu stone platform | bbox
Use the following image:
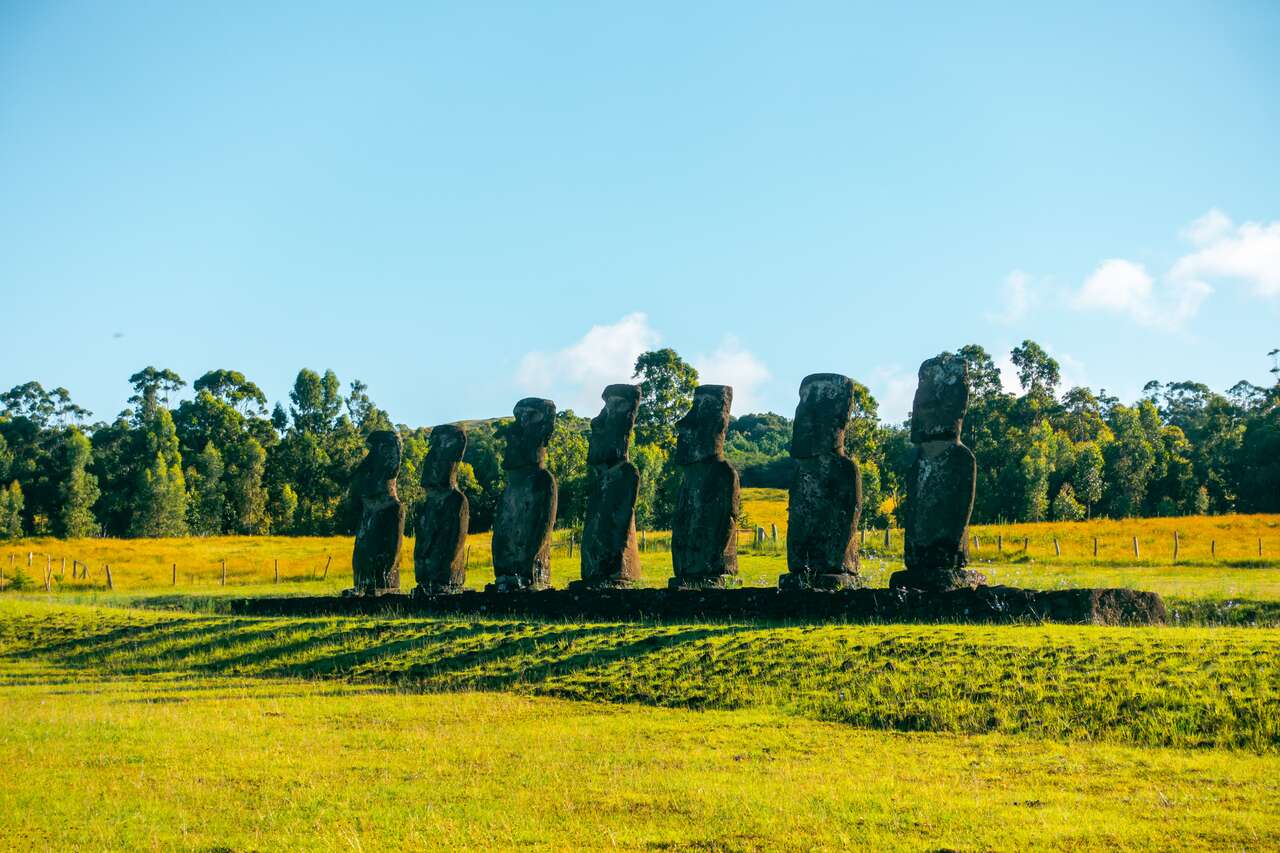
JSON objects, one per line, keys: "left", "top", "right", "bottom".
{"left": 230, "top": 585, "right": 1167, "bottom": 626}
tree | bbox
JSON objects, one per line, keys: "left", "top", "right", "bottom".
{"left": 54, "top": 427, "right": 99, "bottom": 538}
{"left": 633, "top": 349, "right": 698, "bottom": 449}
{"left": 128, "top": 367, "right": 185, "bottom": 419}
{"left": 186, "top": 443, "right": 226, "bottom": 535}
{"left": 346, "top": 380, "right": 393, "bottom": 435}
{"left": 1010, "top": 340, "right": 1061, "bottom": 398}
{"left": 0, "top": 480, "right": 23, "bottom": 539}
{"left": 2, "top": 382, "right": 91, "bottom": 427}
{"left": 1103, "top": 404, "right": 1156, "bottom": 517}
{"left": 546, "top": 411, "right": 589, "bottom": 527}
{"left": 288, "top": 369, "right": 343, "bottom": 435}
{"left": 192, "top": 369, "right": 268, "bottom": 415}
{"left": 1073, "top": 442, "right": 1104, "bottom": 518}
{"left": 130, "top": 407, "right": 188, "bottom": 537}
{"left": 1051, "top": 483, "right": 1086, "bottom": 521}
{"left": 956, "top": 344, "right": 1004, "bottom": 400}
{"left": 224, "top": 437, "right": 268, "bottom": 534}
{"left": 1020, "top": 420, "right": 1059, "bottom": 522}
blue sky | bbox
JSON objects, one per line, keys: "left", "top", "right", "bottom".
{"left": 3, "top": 2, "right": 1278, "bottom": 425}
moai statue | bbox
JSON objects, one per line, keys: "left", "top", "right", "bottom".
{"left": 349, "top": 430, "right": 405, "bottom": 595}
{"left": 412, "top": 423, "right": 469, "bottom": 596}
{"left": 489, "top": 398, "right": 558, "bottom": 592}
{"left": 889, "top": 353, "right": 987, "bottom": 591}
{"left": 780, "top": 373, "right": 864, "bottom": 590}
{"left": 670, "top": 385, "right": 740, "bottom": 589}
{"left": 572, "top": 384, "right": 642, "bottom": 590}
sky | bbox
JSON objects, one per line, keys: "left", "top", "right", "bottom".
{"left": 2, "top": 1, "right": 1278, "bottom": 426}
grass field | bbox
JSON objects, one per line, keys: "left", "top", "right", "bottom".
{"left": 5, "top": 490, "right": 1279, "bottom": 603}
{"left": 3, "top": 497, "right": 1280, "bottom": 849}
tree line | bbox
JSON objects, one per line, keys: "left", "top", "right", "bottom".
{"left": 0, "top": 342, "right": 1277, "bottom": 540}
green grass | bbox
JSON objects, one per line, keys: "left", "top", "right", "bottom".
{"left": 4, "top": 665, "right": 1278, "bottom": 851}
{"left": 5, "top": 598, "right": 1278, "bottom": 750}
{"left": 5, "top": 508, "right": 1280, "bottom": 849}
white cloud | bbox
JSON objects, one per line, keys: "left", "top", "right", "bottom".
{"left": 1171, "top": 215, "right": 1280, "bottom": 298}
{"left": 869, "top": 365, "right": 917, "bottom": 424}
{"left": 515, "top": 312, "right": 660, "bottom": 414}
{"left": 1067, "top": 209, "right": 1279, "bottom": 330}
{"left": 1072, "top": 255, "right": 1211, "bottom": 331}
{"left": 985, "top": 269, "right": 1037, "bottom": 325}
{"left": 1180, "top": 208, "right": 1232, "bottom": 246}
{"left": 692, "top": 337, "right": 771, "bottom": 414}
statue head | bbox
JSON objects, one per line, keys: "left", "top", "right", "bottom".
{"left": 588, "top": 384, "right": 640, "bottom": 466}
{"left": 356, "top": 429, "right": 402, "bottom": 497}
{"left": 675, "top": 385, "right": 732, "bottom": 465}
{"left": 503, "top": 397, "right": 556, "bottom": 469}
{"left": 422, "top": 423, "right": 467, "bottom": 488}
{"left": 910, "top": 353, "right": 968, "bottom": 443}
{"left": 790, "top": 373, "right": 854, "bottom": 458}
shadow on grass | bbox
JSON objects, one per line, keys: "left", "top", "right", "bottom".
{"left": 215, "top": 621, "right": 497, "bottom": 677}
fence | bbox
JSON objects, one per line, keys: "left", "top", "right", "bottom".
{"left": 1, "top": 526, "right": 1275, "bottom": 592}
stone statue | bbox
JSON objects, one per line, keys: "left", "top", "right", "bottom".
{"left": 573, "top": 384, "right": 642, "bottom": 590}
{"left": 490, "top": 398, "right": 558, "bottom": 592}
{"left": 412, "top": 423, "right": 469, "bottom": 595}
{"left": 670, "top": 385, "right": 740, "bottom": 589}
{"left": 780, "top": 373, "right": 864, "bottom": 590}
{"left": 890, "top": 353, "right": 987, "bottom": 591}
{"left": 349, "top": 430, "right": 404, "bottom": 595}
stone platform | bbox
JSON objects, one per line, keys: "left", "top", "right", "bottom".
{"left": 230, "top": 585, "right": 1166, "bottom": 626}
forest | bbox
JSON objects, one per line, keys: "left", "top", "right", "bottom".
{"left": 0, "top": 341, "right": 1276, "bottom": 540}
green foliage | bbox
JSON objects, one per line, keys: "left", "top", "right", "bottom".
{"left": 633, "top": 348, "right": 698, "bottom": 449}
{"left": 0, "top": 480, "right": 24, "bottom": 539}
{"left": 54, "top": 427, "right": 100, "bottom": 538}
{"left": 546, "top": 411, "right": 589, "bottom": 527}
{"left": 1050, "top": 483, "right": 1086, "bottom": 521}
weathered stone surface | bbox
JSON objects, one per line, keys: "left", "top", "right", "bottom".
{"left": 891, "top": 354, "right": 986, "bottom": 592}
{"left": 782, "top": 373, "right": 864, "bottom": 590}
{"left": 233, "top": 585, "right": 1169, "bottom": 627}
{"left": 412, "top": 423, "right": 469, "bottom": 596}
{"left": 349, "top": 430, "right": 404, "bottom": 595}
{"left": 670, "top": 385, "right": 740, "bottom": 589}
{"left": 573, "top": 384, "right": 642, "bottom": 590}
{"left": 490, "top": 398, "right": 558, "bottom": 592}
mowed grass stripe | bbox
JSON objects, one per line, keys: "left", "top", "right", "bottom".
{"left": 4, "top": 599, "right": 1278, "bottom": 750}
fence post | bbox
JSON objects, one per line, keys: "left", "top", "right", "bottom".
{"left": 28, "top": 551, "right": 33, "bottom": 567}
{"left": 44, "top": 560, "right": 52, "bottom": 592}
{"left": 1132, "top": 536, "right": 1140, "bottom": 559}
{"left": 974, "top": 534, "right": 980, "bottom": 551}
{"left": 104, "top": 563, "right": 114, "bottom": 591}
{"left": 465, "top": 546, "right": 471, "bottom": 569}
{"left": 997, "top": 534, "right": 1003, "bottom": 553}
{"left": 1093, "top": 537, "right": 1098, "bottom": 559}
{"left": 641, "top": 529, "right": 646, "bottom": 552}
{"left": 1022, "top": 536, "right": 1029, "bottom": 552}
{"left": 1173, "top": 531, "right": 1179, "bottom": 563}
{"left": 221, "top": 559, "right": 227, "bottom": 586}
{"left": 1053, "top": 537, "right": 1061, "bottom": 557}
{"left": 771, "top": 524, "right": 778, "bottom": 544}
{"left": 1211, "top": 539, "right": 1216, "bottom": 558}
{"left": 568, "top": 534, "right": 574, "bottom": 558}
{"left": 172, "top": 563, "right": 177, "bottom": 585}
{"left": 1261, "top": 538, "right": 1265, "bottom": 557}
{"left": 322, "top": 555, "right": 332, "bottom": 579}
{"left": 884, "top": 528, "right": 891, "bottom": 549}
{"left": 274, "top": 559, "right": 279, "bottom": 584}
